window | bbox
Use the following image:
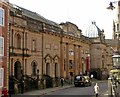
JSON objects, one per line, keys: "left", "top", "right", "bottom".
{"left": 0, "top": 37, "right": 4, "bottom": 56}
{"left": 119, "top": 34, "right": 120, "bottom": 38}
{"left": 32, "top": 62, "right": 37, "bottom": 76}
{"left": 17, "top": 34, "right": 21, "bottom": 49}
{"left": 55, "top": 63, "right": 58, "bottom": 77}
{"left": 32, "top": 39, "right": 36, "bottom": 51}
{"left": 0, "top": 8, "right": 4, "bottom": 26}
{"left": 46, "top": 63, "right": 50, "bottom": 75}
{"left": 117, "top": 24, "right": 119, "bottom": 31}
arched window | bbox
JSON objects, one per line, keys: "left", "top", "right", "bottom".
{"left": 14, "top": 61, "right": 21, "bottom": 80}
{"left": 117, "top": 24, "right": 119, "bottom": 31}
{"left": 17, "top": 34, "right": 21, "bottom": 49}
{"left": 115, "top": 34, "right": 117, "bottom": 39}
{"left": 31, "top": 61, "right": 37, "bottom": 76}
{"left": 46, "top": 63, "right": 50, "bottom": 75}
{"left": 55, "top": 63, "right": 58, "bottom": 77}
{"left": 32, "top": 39, "right": 36, "bottom": 51}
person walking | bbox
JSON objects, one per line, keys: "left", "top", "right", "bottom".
{"left": 94, "top": 83, "right": 99, "bottom": 97}
{"left": 60, "top": 77, "right": 64, "bottom": 86}
{"left": 2, "top": 87, "right": 8, "bottom": 97}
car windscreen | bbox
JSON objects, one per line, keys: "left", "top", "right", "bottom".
{"left": 75, "top": 76, "right": 82, "bottom": 80}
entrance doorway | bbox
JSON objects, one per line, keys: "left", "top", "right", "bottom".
{"left": 14, "top": 61, "right": 22, "bottom": 80}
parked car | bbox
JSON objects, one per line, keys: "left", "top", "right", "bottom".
{"left": 74, "top": 75, "right": 92, "bottom": 87}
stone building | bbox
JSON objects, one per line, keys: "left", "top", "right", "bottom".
{"left": 8, "top": 4, "right": 93, "bottom": 93}
{"left": 9, "top": 4, "right": 62, "bottom": 92}
{"left": 105, "top": 0, "right": 120, "bottom": 71}
{"left": 60, "top": 22, "right": 91, "bottom": 79}
{"left": 84, "top": 21, "right": 111, "bottom": 80}
{"left": 7, "top": 3, "right": 113, "bottom": 94}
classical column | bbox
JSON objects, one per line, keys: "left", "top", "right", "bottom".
{"left": 60, "top": 40, "right": 64, "bottom": 77}
{"left": 66, "top": 43, "right": 69, "bottom": 78}
{"left": 79, "top": 47, "right": 82, "bottom": 74}
{"left": 78, "top": 46, "right": 81, "bottom": 75}
{"left": 74, "top": 45, "right": 77, "bottom": 75}
{"left": 11, "top": 58, "right": 13, "bottom": 75}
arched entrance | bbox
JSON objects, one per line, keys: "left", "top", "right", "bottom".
{"left": 14, "top": 61, "right": 22, "bottom": 80}
{"left": 90, "top": 71, "right": 97, "bottom": 79}
{"left": 45, "top": 63, "right": 53, "bottom": 88}
{"left": 90, "top": 68, "right": 101, "bottom": 80}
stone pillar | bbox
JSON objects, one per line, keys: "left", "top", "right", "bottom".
{"left": 60, "top": 41, "right": 64, "bottom": 77}
{"left": 78, "top": 46, "right": 82, "bottom": 75}
{"left": 74, "top": 45, "right": 77, "bottom": 75}
{"left": 66, "top": 43, "right": 69, "bottom": 79}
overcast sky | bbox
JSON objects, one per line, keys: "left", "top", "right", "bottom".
{"left": 9, "top": 0, "right": 116, "bottom": 39}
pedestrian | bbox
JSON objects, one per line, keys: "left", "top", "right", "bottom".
{"left": 94, "top": 83, "right": 99, "bottom": 97}
{"left": 60, "top": 77, "right": 64, "bottom": 86}
{"left": 20, "top": 80, "right": 24, "bottom": 94}
{"left": 2, "top": 87, "right": 8, "bottom": 97}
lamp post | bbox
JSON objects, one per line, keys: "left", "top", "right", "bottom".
{"left": 107, "top": 2, "right": 116, "bottom": 10}
{"left": 108, "top": 52, "right": 120, "bottom": 97}
{"left": 112, "top": 52, "right": 120, "bottom": 69}
{"left": 107, "top": 1, "right": 120, "bottom": 96}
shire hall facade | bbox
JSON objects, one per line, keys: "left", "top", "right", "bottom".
{"left": 7, "top": 4, "right": 112, "bottom": 93}
{"left": 9, "top": 4, "right": 91, "bottom": 93}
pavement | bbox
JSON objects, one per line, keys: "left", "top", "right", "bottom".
{"left": 11, "top": 79, "right": 107, "bottom": 96}
{"left": 14, "top": 84, "right": 74, "bottom": 96}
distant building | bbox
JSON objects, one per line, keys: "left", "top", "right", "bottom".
{"left": 84, "top": 21, "right": 110, "bottom": 80}
{"left": 110, "top": 0, "right": 120, "bottom": 53}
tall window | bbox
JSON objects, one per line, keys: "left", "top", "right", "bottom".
{"left": 0, "top": 8, "right": 4, "bottom": 26}
{"left": 0, "top": 37, "right": 4, "bottom": 56}
{"left": 46, "top": 63, "right": 50, "bottom": 75}
{"left": 32, "top": 61, "right": 37, "bottom": 76}
{"left": 32, "top": 39, "right": 36, "bottom": 51}
{"left": 117, "top": 24, "right": 119, "bottom": 31}
{"left": 55, "top": 63, "right": 58, "bottom": 77}
{"left": 17, "top": 34, "right": 21, "bottom": 49}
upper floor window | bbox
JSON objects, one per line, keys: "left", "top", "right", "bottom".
{"left": 0, "top": 37, "right": 4, "bottom": 56}
{"left": 17, "top": 34, "right": 21, "bottom": 49}
{"left": 0, "top": 8, "right": 4, "bottom": 26}
{"left": 117, "top": 24, "right": 119, "bottom": 31}
{"left": 32, "top": 39, "right": 36, "bottom": 51}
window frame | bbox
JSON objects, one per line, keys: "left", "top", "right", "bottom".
{"left": 32, "top": 39, "right": 36, "bottom": 51}
{"left": 0, "top": 7, "right": 4, "bottom": 26}
{"left": 0, "top": 37, "right": 4, "bottom": 56}
{"left": 32, "top": 62, "right": 37, "bottom": 76}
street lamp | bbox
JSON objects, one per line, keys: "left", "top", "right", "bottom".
{"left": 107, "top": 2, "right": 115, "bottom": 10}
{"left": 108, "top": 52, "right": 120, "bottom": 96}
{"left": 107, "top": 1, "right": 120, "bottom": 96}
{"left": 112, "top": 52, "right": 120, "bottom": 69}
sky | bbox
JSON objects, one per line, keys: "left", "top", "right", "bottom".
{"left": 9, "top": 0, "right": 117, "bottom": 39}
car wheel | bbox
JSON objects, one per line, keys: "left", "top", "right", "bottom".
{"left": 74, "top": 85, "right": 78, "bottom": 87}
